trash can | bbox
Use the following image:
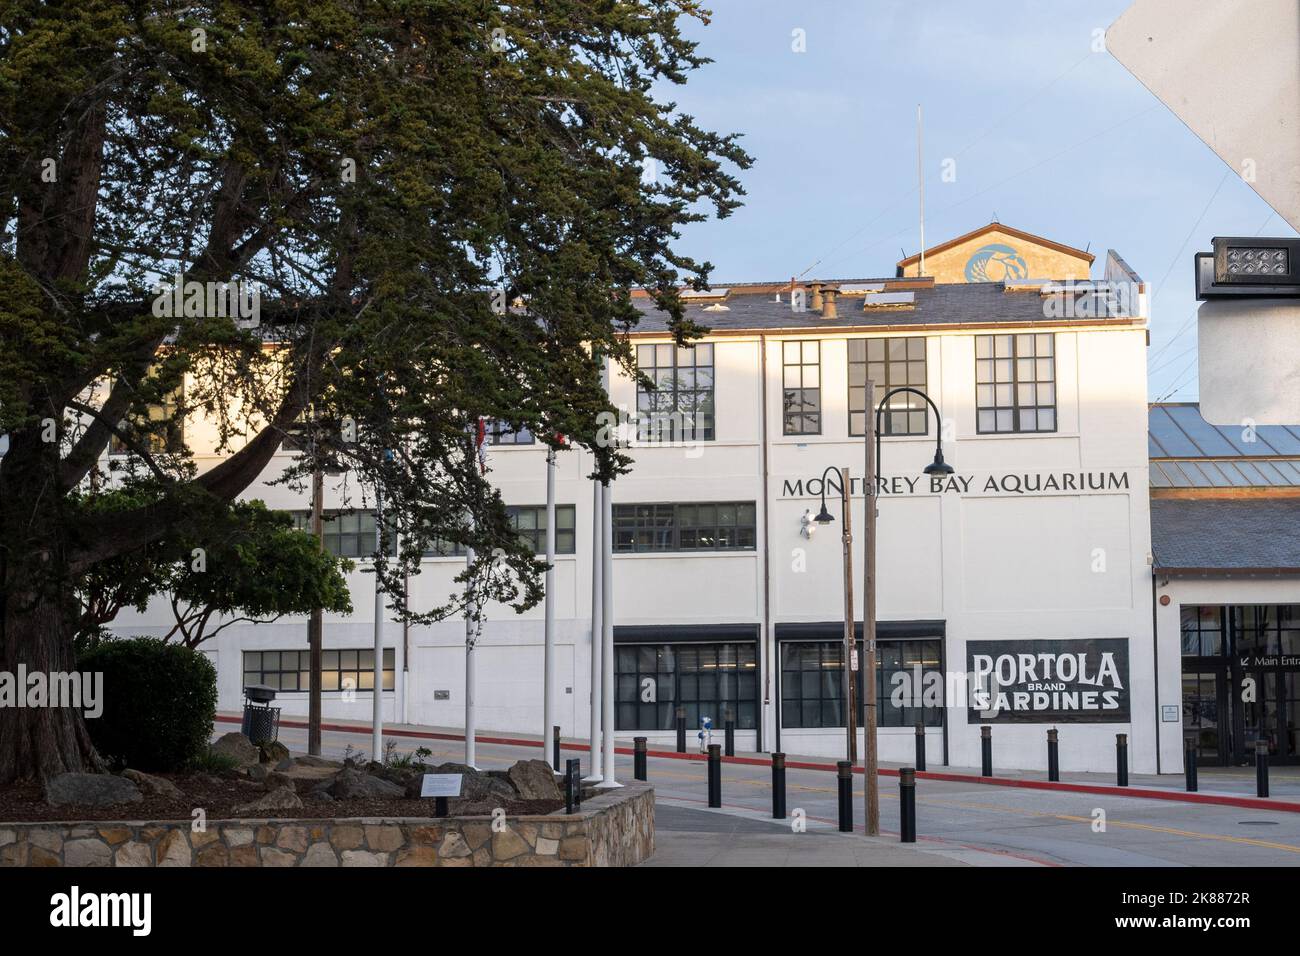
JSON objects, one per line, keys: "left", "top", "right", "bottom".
{"left": 241, "top": 684, "right": 281, "bottom": 745}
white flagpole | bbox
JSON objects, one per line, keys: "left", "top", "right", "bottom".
{"left": 584, "top": 474, "right": 603, "bottom": 782}
{"left": 596, "top": 479, "right": 620, "bottom": 788}
{"left": 542, "top": 448, "right": 557, "bottom": 769}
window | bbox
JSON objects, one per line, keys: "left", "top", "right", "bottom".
{"left": 1238, "top": 605, "right": 1300, "bottom": 656}
{"left": 782, "top": 340, "right": 821, "bottom": 435}
{"left": 1181, "top": 606, "right": 1224, "bottom": 657}
{"left": 290, "top": 510, "right": 396, "bottom": 558}
{"left": 613, "top": 501, "right": 757, "bottom": 553}
{"left": 615, "top": 642, "right": 758, "bottom": 731}
{"left": 975, "top": 333, "right": 1056, "bottom": 433}
{"left": 108, "top": 386, "right": 184, "bottom": 455}
{"left": 848, "top": 337, "right": 927, "bottom": 436}
{"left": 424, "top": 504, "right": 575, "bottom": 556}
{"left": 488, "top": 420, "right": 534, "bottom": 445}
{"left": 243, "top": 649, "right": 395, "bottom": 692}
{"left": 636, "top": 343, "right": 715, "bottom": 442}
{"left": 780, "top": 638, "right": 943, "bottom": 728}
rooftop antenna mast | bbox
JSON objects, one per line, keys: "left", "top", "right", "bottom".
{"left": 917, "top": 103, "right": 926, "bottom": 279}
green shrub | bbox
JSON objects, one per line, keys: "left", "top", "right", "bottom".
{"left": 78, "top": 637, "right": 218, "bottom": 772}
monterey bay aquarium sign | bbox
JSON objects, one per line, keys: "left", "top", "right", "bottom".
{"left": 966, "top": 639, "right": 1131, "bottom": 724}
{"left": 781, "top": 470, "right": 1133, "bottom": 498}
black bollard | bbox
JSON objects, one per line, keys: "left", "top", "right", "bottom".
{"left": 1116, "top": 733, "right": 1129, "bottom": 787}
{"left": 772, "top": 752, "right": 787, "bottom": 819}
{"left": 1256, "top": 739, "right": 1270, "bottom": 798}
{"left": 1184, "top": 740, "right": 1198, "bottom": 792}
{"left": 675, "top": 706, "right": 687, "bottom": 753}
{"left": 724, "top": 710, "right": 736, "bottom": 757}
{"left": 564, "top": 758, "right": 581, "bottom": 814}
{"left": 899, "top": 767, "right": 917, "bottom": 843}
{"left": 707, "top": 743, "right": 722, "bottom": 808}
{"left": 980, "top": 726, "right": 993, "bottom": 777}
{"left": 633, "top": 736, "right": 647, "bottom": 781}
{"left": 837, "top": 761, "right": 853, "bottom": 833}
{"left": 1047, "top": 728, "right": 1060, "bottom": 782}
{"left": 914, "top": 721, "right": 926, "bottom": 773}
{"left": 552, "top": 725, "right": 561, "bottom": 772}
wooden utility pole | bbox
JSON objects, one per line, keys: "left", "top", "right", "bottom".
{"left": 840, "top": 467, "right": 857, "bottom": 765}
{"left": 307, "top": 453, "right": 325, "bottom": 756}
{"left": 864, "top": 382, "right": 880, "bottom": 835}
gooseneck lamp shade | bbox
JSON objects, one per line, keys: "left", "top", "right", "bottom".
{"left": 814, "top": 500, "right": 835, "bottom": 524}
{"left": 924, "top": 447, "right": 954, "bottom": 476}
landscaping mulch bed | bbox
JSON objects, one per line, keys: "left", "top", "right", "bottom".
{"left": 0, "top": 774, "right": 564, "bottom": 823}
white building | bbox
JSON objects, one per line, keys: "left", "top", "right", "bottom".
{"left": 110, "top": 223, "right": 1209, "bottom": 775}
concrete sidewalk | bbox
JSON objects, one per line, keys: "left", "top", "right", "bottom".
{"left": 217, "top": 712, "right": 1300, "bottom": 803}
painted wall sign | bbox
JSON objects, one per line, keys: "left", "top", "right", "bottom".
{"left": 964, "top": 243, "right": 1029, "bottom": 282}
{"left": 781, "top": 471, "right": 1131, "bottom": 499}
{"left": 966, "top": 638, "right": 1131, "bottom": 724}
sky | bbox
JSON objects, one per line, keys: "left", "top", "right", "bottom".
{"left": 658, "top": 0, "right": 1298, "bottom": 402}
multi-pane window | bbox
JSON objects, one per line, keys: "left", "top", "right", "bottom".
{"left": 1238, "top": 604, "right": 1300, "bottom": 656}
{"left": 848, "top": 337, "right": 928, "bottom": 436}
{"left": 636, "top": 343, "right": 715, "bottom": 442}
{"left": 488, "top": 420, "right": 534, "bottom": 445}
{"left": 975, "top": 333, "right": 1056, "bottom": 433}
{"left": 424, "top": 505, "right": 575, "bottom": 556}
{"left": 242, "top": 649, "right": 395, "bottom": 692}
{"left": 615, "top": 642, "right": 758, "bottom": 731}
{"left": 1180, "top": 606, "right": 1224, "bottom": 656}
{"left": 290, "top": 510, "right": 397, "bottom": 558}
{"left": 613, "top": 501, "right": 757, "bottom": 553}
{"left": 109, "top": 387, "right": 184, "bottom": 455}
{"left": 780, "top": 639, "right": 943, "bottom": 728}
{"left": 782, "top": 340, "right": 821, "bottom": 435}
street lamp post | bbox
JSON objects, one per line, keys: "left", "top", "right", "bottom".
{"left": 812, "top": 465, "right": 858, "bottom": 766}
{"left": 864, "top": 383, "right": 953, "bottom": 836}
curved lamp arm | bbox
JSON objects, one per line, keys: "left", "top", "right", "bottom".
{"left": 873, "top": 386, "right": 948, "bottom": 479}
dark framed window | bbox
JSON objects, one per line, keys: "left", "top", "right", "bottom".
{"left": 636, "top": 343, "right": 715, "bottom": 442}
{"left": 424, "top": 504, "right": 575, "bottom": 556}
{"left": 242, "top": 648, "right": 395, "bottom": 692}
{"left": 975, "top": 333, "right": 1056, "bottom": 433}
{"left": 488, "top": 420, "right": 534, "bottom": 445}
{"left": 1238, "top": 605, "right": 1300, "bottom": 656}
{"left": 109, "top": 386, "right": 184, "bottom": 455}
{"left": 1181, "top": 606, "right": 1224, "bottom": 657}
{"left": 782, "top": 340, "right": 821, "bottom": 435}
{"left": 848, "top": 337, "right": 927, "bottom": 436}
{"left": 290, "top": 510, "right": 397, "bottom": 558}
{"left": 615, "top": 642, "right": 758, "bottom": 731}
{"left": 780, "top": 638, "right": 943, "bottom": 728}
{"left": 613, "top": 501, "right": 756, "bottom": 553}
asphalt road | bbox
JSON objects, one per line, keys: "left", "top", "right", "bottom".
{"left": 254, "top": 721, "right": 1300, "bottom": 867}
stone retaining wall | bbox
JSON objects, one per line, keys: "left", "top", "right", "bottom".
{"left": 0, "top": 781, "right": 653, "bottom": 867}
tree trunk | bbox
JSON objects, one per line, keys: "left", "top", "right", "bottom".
{"left": 0, "top": 582, "right": 104, "bottom": 784}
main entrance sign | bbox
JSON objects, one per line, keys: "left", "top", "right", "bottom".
{"left": 966, "top": 639, "right": 1131, "bottom": 723}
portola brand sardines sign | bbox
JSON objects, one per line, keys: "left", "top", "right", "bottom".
{"left": 966, "top": 639, "right": 1130, "bottom": 724}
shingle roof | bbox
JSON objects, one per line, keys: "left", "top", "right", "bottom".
{"left": 630, "top": 280, "right": 1134, "bottom": 334}
{"left": 1151, "top": 498, "right": 1300, "bottom": 572}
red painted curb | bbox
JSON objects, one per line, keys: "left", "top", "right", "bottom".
{"left": 216, "top": 714, "right": 1300, "bottom": 815}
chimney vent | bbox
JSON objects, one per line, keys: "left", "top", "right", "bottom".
{"left": 809, "top": 283, "right": 824, "bottom": 311}
{"left": 822, "top": 288, "right": 838, "bottom": 319}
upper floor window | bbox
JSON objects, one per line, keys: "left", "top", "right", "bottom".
{"left": 975, "top": 333, "right": 1056, "bottom": 434}
{"left": 488, "top": 420, "right": 534, "bottom": 445}
{"left": 243, "top": 648, "right": 395, "bottom": 692}
{"left": 613, "top": 501, "right": 756, "bottom": 553}
{"left": 424, "top": 504, "right": 575, "bottom": 557}
{"left": 109, "top": 386, "right": 184, "bottom": 456}
{"left": 782, "top": 340, "right": 821, "bottom": 436}
{"left": 636, "top": 343, "right": 715, "bottom": 442}
{"left": 848, "top": 337, "right": 928, "bottom": 436}
{"left": 290, "top": 510, "right": 396, "bottom": 558}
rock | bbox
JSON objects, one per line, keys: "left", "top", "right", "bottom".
{"left": 115, "top": 842, "right": 152, "bottom": 867}
{"left": 211, "top": 732, "right": 260, "bottom": 767}
{"left": 122, "top": 769, "right": 184, "bottom": 799}
{"left": 302, "top": 843, "right": 339, "bottom": 867}
{"left": 507, "top": 760, "right": 563, "bottom": 801}
{"left": 156, "top": 830, "right": 191, "bottom": 867}
{"left": 263, "top": 771, "right": 295, "bottom": 792}
{"left": 233, "top": 786, "right": 303, "bottom": 815}
{"left": 44, "top": 773, "right": 143, "bottom": 808}
{"left": 247, "top": 764, "right": 270, "bottom": 782}
{"left": 331, "top": 767, "right": 403, "bottom": 800}
{"left": 273, "top": 762, "right": 339, "bottom": 792}
{"left": 293, "top": 754, "right": 344, "bottom": 769}
{"left": 258, "top": 740, "right": 291, "bottom": 764}
{"left": 429, "top": 762, "right": 514, "bottom": 806}
{"left": 303, "top": 789, "right": 334, "bottom": 803}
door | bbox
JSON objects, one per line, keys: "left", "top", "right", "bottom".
{"left": 1241, "top": 668, "right": 1299, "bottom": 764}
{"left": 1181, "top": 670, "right": 1227, "bottom": 766}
